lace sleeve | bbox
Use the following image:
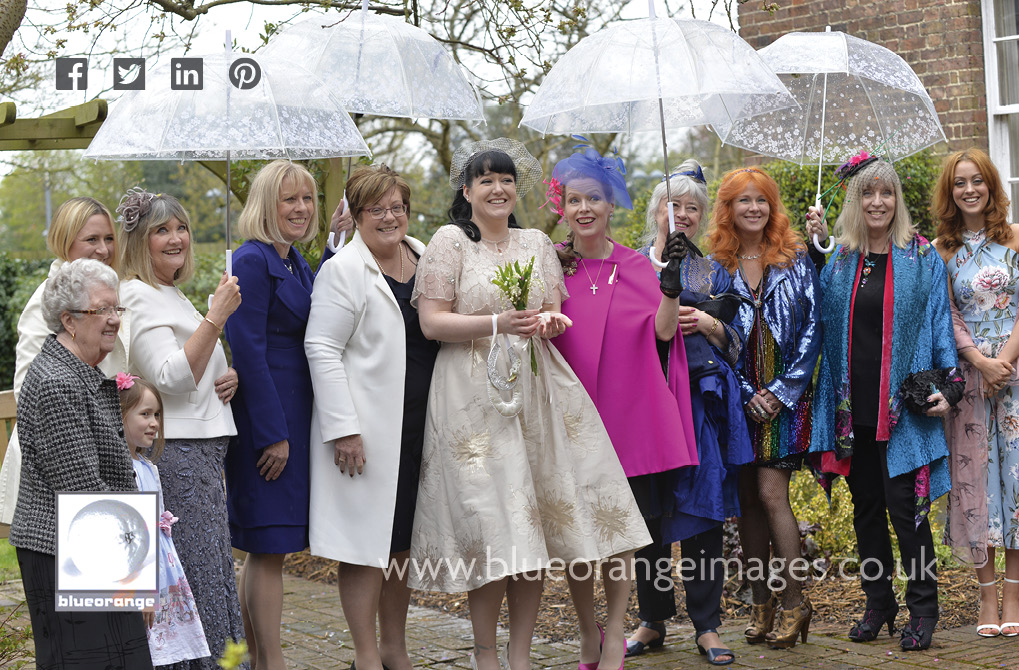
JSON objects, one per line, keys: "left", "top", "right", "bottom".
{"left": 411, "top": 225, "right": 465, "bottom": 306}
{"left": 536, "top": 231, "right": 568, "bottom": 304}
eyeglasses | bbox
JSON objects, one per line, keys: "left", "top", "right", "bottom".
{"left": 69, "top": 306, "right": 128, "bottom": 317}
{"left": 364, "top": 204, "right": 408, "bottom": 220}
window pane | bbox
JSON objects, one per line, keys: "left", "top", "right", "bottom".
{"left": 996, "top": 41, "right": 1019, "bottom": 105}
{"left": 1009, "top": 114, "right": 1019, "bottom": 206}
{"left": 996, "top": 0, "right": 1019, "bottom": 38}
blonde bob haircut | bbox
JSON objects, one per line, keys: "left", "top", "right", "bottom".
{"left": 118, "top": 193, "right": 195, "bottom": 287}
{"left": 47, "top": 197, "right": 117, "bottom": 270}
{"left": 834, "top": 160, "right": 915, "bottom": 253}
{"left": 238, "top": 160, "right": 319, "bottom": 245}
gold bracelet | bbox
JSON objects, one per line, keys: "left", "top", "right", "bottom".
{"left": 708, "top": 317, "right": 719, "bottom": 336}
{"left": 203, "top": 316, "right": 222, "bottom": 332}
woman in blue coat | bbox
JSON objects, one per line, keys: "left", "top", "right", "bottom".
{"left": 224, "top": 160, "right": 318, "bottom": 670}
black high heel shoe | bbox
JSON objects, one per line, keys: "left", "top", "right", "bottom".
{"left": 899, "top": 616, "right": 937, "bottom": 651}
{"left": 624, "top": 621, "right": 666, "bottom": 657}
{"left": 695, "top": 629, "right": 734, "bottom": 666}
{"left": 848, "top": 606, "right": 898, "bottom": 642}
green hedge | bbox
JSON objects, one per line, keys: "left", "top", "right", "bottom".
{"left": 615, "top": 150, "right": 942, "bottom": 249}
{"left": 1, "top": 255, "right": 53, "bottom": 389}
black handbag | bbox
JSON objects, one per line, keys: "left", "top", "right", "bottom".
{"left": 897, "top": 367, "right": 965, "bottom": 413}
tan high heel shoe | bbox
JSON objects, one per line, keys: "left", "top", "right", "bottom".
{"left": 744, "top": 595, "right": 777, "bottom": 644}
{"left": 766, "top": 597, "right": 812, "bottom": 649}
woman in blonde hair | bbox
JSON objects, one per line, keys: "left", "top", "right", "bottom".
{"left": 0, "top": 196, "right": 126, "bottom": 526}
{"left": 707, "top": 167, "right": 820, "bottom": 650}
{"left": 119, "top": 190, "right": 245, "bottom": 668}
{"left": 224, "top": 160, "right": 318, "bottom": 670}
{"left": 932, "top": 149, "right": 1019, "bottom": 639}
{"left": 807, "top": 156, "right": 959, "bottom": 651}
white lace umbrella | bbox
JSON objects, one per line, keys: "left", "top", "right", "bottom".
{"left": 262, "top": 4, "right": 485, "bottom": 250}
{"left": 520, "top": 5, "right": 796, "bottom": 266}
{"left": 85, "top": 51, "right": 370, "bottom": 252}
{"left": 719, "top": 27, "right": 947, "bottom": 251}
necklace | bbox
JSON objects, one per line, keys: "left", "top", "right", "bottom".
{"left": 738, "top": 252, "right": 762, "bottom": 260}
{"left": 370, "top": 243, "right": 405, "bottom": 283}
{"left": 281, "top": 257, "right": 294, "bottom": 274}
{"left": 739, "top": 259, "right": 764, "bottom": 308}
{"left": 481, "top": 234, "right": 510, "bottom": 254}
{"left": 581, "top": 258, "right": 607, "bottom": 295}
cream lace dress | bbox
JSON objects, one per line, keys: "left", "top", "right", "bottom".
{"left": 409, "top": 225, "right": 650, "bottom": 592}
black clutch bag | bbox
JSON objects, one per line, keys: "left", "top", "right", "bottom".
{"left": 898, "top": 367, "right": 965, "bottom": 414}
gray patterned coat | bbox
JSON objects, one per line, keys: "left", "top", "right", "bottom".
{"left": 9, "top": 335, "right": 137, "bottom": 555}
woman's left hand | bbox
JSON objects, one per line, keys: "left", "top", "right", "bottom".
{"left": 215, "top": 367, "right": 239, "bottom": 403}
{"left": 257, "top": 439, "right": 289, "bottom": 481}
{"left": 678, "top": 305, "right": 718, "bottom": 336}
{"left": 924, "top": 392, "right": 950, "bottom": 417}
{"left": 537, "top": 312, "right": 573, "bottom": 338}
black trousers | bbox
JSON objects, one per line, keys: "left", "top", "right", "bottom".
{"left": 845, "top": 425, "right": 938, "bottom": 617}
{"left": 633, "top": 519, "right": 725, "bottom": 632}
{"left": 16, "top": 547, "right": 153, "bottom": 670}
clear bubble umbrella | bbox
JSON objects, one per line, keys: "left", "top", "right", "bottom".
{"left": 262, "top": 2, "right": 485, "bottom": 249}
{"left": 520, "top": 4, "right": 796, "bottom": 266}
{"left": 84, "top": 50, "right": 370, "bottom": 259}
{"left": 718, "top": 27, "right": 947, "bottom": 252}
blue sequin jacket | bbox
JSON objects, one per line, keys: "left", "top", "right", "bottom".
{"left": 730, "top": 250, "right": 822, "bottom": 408}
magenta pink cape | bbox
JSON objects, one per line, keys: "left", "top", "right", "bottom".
{"left": 553, "top": 243, "right": 699, "bottom": 477}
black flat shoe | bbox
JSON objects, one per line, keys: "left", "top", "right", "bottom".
{"left": 625, "top": 621, "right": 666, "bottom": 657}
{"left": 849, "top": 606, "right": 898, "bottom": 642}
{"left": 695, "top": 629, "right": 734, "bottom": 666}
{"left": 899, "top": 615, "right": 937, "bottom": 651}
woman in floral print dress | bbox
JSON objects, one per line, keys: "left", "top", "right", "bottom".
{"left": 935, "top": 148, "right": 1019, "bottom": 638}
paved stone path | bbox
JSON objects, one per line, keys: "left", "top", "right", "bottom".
{"left": 1, "top": 574, "right": 1017, "bottom": 669}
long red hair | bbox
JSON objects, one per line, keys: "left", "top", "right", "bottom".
{"left": 933, "top": 148, "right": 1012, "bottom": 253}
{"left": 707, "top": 167, "right": 804, "bottom": 273}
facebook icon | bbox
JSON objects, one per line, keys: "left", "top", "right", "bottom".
{"left": 55, "top": 58, "right": 88, "bottom": 91}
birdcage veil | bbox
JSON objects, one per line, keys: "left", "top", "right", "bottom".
{"left": 449, "top": 137, "right": 543, "bottom": 196}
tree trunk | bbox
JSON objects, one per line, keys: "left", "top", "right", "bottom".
{"left": 0, "top": 0, "right": 27, "bottom": 59}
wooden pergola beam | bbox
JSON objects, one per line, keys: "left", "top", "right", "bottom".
{"left": 0, "top": 100, "right": 107, "bottom": 150}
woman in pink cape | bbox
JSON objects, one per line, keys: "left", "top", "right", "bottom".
{"left": 549, "top": 146, "right": 704, "bottom": 668}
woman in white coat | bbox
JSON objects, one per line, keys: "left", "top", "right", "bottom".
{"left": 306, "top": 165, "right": 438, "bottom": 670}
{"left": 0, "top": 196, "right": 127, "bottom": 525}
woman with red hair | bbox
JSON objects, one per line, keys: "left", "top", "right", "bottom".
{"left": 934, "top": 149, "right": 1019, "bottom": 639}
{"left": 706, "top": 167, "right": 821, "bottom": 649}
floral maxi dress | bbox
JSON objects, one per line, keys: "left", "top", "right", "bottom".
{"left": 408, "top": 225, "right": 651, "bottom": 593}
{"left": 945, "top": 229, "right": 1019, "bottom": 566}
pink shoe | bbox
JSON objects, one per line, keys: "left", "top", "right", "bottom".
{"left": 578, "top": 624, "right": 605, "bottom": 670}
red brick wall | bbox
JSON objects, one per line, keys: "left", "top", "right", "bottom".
{"left": 738, "top": 0, "right": 988, "bottom": 153}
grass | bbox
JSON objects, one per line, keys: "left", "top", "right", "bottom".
{"left": 0, "top": 540, "right": 19, "bottom": 582}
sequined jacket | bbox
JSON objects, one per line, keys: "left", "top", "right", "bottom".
{"left": 9, "top": 336, "right": 137, "bottom": 555}
{"left": 730, "top": 250, "right": 822, "bottom": 408}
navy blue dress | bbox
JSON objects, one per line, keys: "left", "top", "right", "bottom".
{"left": 224, "top": 240, "right": 314, "bottom": 553}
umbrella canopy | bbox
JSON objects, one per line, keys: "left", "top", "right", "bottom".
{"left": 84, "top": 52, "right": 370, "bottom": 161}
{"left": 519, "top": 17, "right": 796, "bottom": 137}
{"left": 720, "top": 29, "right": 946, "bottom": 165}
{"left": 261, "top": 13, "right": 484, "bottom": 121}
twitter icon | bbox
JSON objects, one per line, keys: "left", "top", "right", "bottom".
{"left": 113, "top": 58, "right": 145, "bottom": 90}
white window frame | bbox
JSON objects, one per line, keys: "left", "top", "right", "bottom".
{"left": 982, "top": 0, "right": 1019, "bottom": 210}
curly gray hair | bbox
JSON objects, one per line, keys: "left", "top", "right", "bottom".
{"left": 641, "top": 158, "right": 710, "bottom": 251}
{"left": 42, "top": 258, "right": 120, "bottom": 333}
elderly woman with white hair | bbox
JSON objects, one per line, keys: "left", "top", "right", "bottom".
{"left": 623, "top": 160, "right": 754, "bottom": 665}
{"left": 9, "top": 258, "right": 152, "bottom": 669}
{"left": 807, "top": 156, "right": 961, "bottom": 651}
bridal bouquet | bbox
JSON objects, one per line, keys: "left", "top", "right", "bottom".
{"left": 491, "top": 256, "right": 539, "bottom": 376}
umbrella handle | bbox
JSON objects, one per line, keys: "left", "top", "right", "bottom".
{"left": 810, "top": 194, "right": 835, "bottom": 253}
{"left": 326, "top": 196, "right": 350, "bottom": 252}
{"left": 648, "top": 247, "right": 668, "bottom": 269}
{"left": 812, "top": 234, "right": 835, "bottom": 254}
{"left": 649, "top": 200, "right": 676, "bottom": 268}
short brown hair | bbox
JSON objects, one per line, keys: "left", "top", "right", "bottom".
{"left": 238, "top": 160, "right": 319, "bottom": 245}
{"left": 346, "top": 165, "right": 411, "bottom": 227}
